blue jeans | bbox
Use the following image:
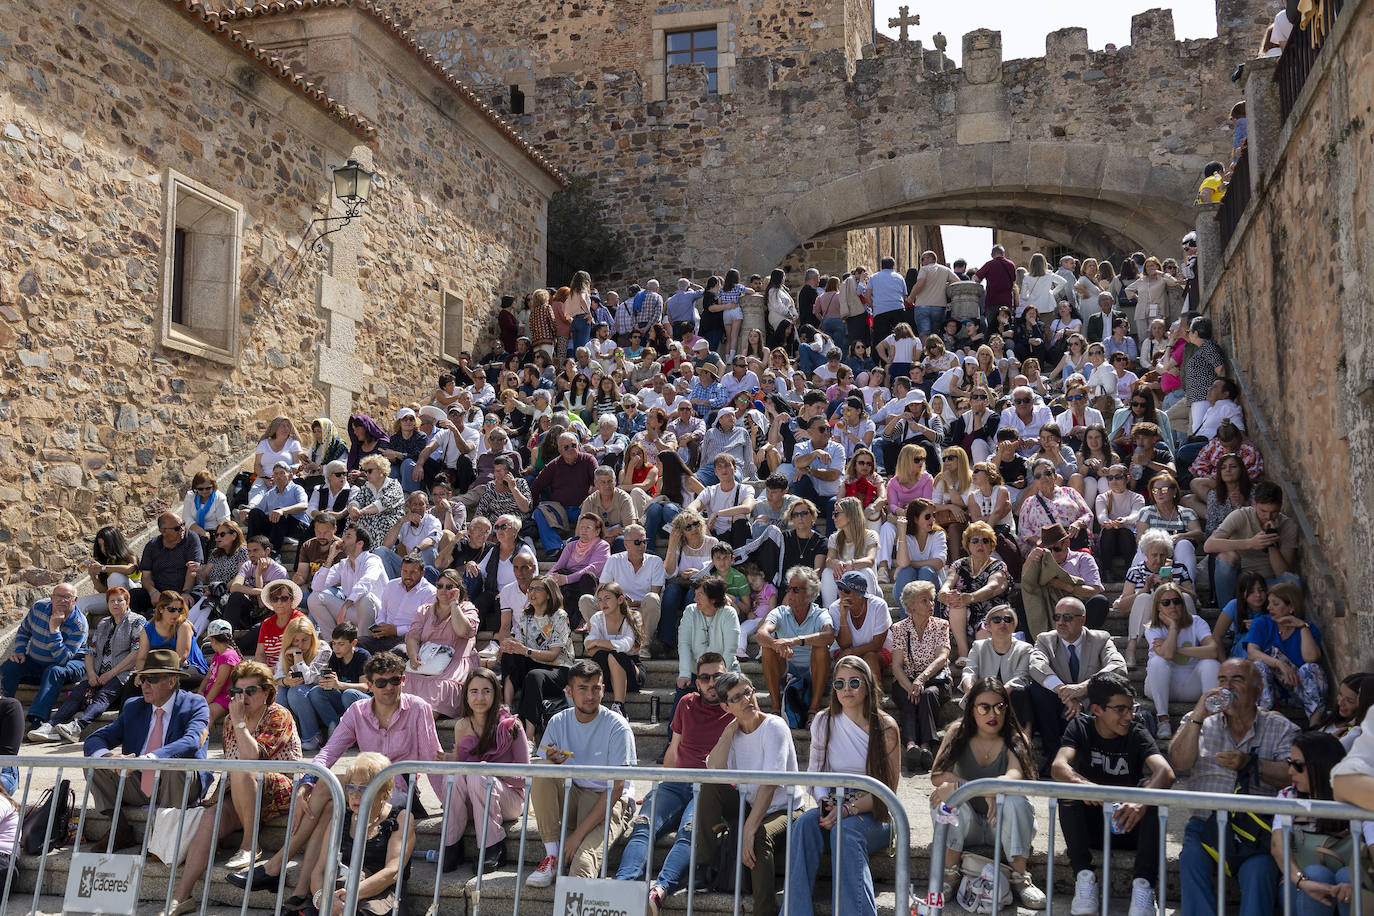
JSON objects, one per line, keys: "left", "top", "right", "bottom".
{"left": 799, "top": 346, "right": 824, "bottom": 375}
{"left": 786, "top": 807, "right": 890, "bottom": 916}
{"left": 1180, "top": 815, "right": 1279, "bottom": 916}
{"left": 645, "top": 502, "right": 681, "bottom": 548}
{"left": 1290, "top": 863, "right": 1351, "bottom": 916}
{"left": 693, "top": 465, "right": 742, "bottom": 487}
{"left": 1, "top": 657, "right": 86, "bottom": 721}
{"left": 914, "top": 305, "right": 946, "bottom": 338}
{"left": 306, "top": 685, "right": 370, "bottom": 732}
{"left": 570, "top": 315, "right": 592, "bottom": 353}
{"left": 792, "top": 475, "right": 835, "bottom": 534}
{"left": 820, "top": 318, "right": 848, "bottom": 356}
{"left": 702, "top": 327, "right": 724, "bottom": 353}
{"left": 392, "top": 459, "right": 423, "bottom": 493}
{"left": 284, "top": 684, "right": 322, "bottom": 742}
{"left": 893, "top": 564, "right": 944, "bottom": 604}
{"left": 535, "top": 505, "right": 580, "bottom": 552}
{"left": 659, "top": 582, "right": 692, "bottom": 647}
{"left": 616, "top": 781, "right": 695, "bottom": 889}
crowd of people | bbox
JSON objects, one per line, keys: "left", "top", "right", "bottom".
{"left": 2, "top": 245, "right": 1371, "bottom": 916}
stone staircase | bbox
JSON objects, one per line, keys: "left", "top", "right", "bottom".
{"left": 1, "top": 557, "right": 1267, "bottom": 915}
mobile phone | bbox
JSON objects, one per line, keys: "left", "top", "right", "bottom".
{"left": 1159, "top": 565, "right": 1174, "bottom": 580}
{"left": 540, "top": 744, "right": 572, "bottom": 759}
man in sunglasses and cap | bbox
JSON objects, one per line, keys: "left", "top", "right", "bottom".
{"left": 83, "top": 647, "right": 211, "bottom": 850}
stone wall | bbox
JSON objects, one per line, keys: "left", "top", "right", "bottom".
{"left": 0, "top": 0, "right": 557, "bottom": 619}
{"left": 1198, "top": 0, "right": 1374, "bottom": 676}
{"left": 408, "top": 2, "right": 1265, "bottom": 284}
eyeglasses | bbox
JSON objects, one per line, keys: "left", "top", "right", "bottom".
{"left": 269, "top": 592, "right": 294, "bottom": 603}
{"left": 974, "top": 701, "right": 1008, "bottom": 716}
{"left": 495, "top": 523, "right": 513, "bottom": 531}
{"left": 331, "top": 471, "right": 347, "bottom": 477}
{"left": 986, "top": 615, "right": 1015, "bottom": 625}
{"left": 1106, "top": 474, "right": 1125, "bottom": 481}
{"left": 968, "top": 536, "right": 994, "bottom": 545}
{"left": 226, "top": 685, "right": 265, "bottom": 697}
{"left": 1053, "top": 612, "right": 1084, "bottom": 622}
{"left": 1286, "top": 758, "right": 1307, "bottom": 773}
{"left": 792, "top": 509, "right": 814, "bottom": 517}
{"left": 159, "top": 524, "right": 184, "bottom": 532}
{"left": 345, "top": 783, "right": 369, "bottom": 795}
{"left": 1102, "top": 702, "right": 1139, "bottom": 715}
{"left": 684, "top": 522, "right": 701, "bottom": 531}
{"left": 194, "top": 486, "right": 214, "bottom": 493}
{"left": 437, "top": 582, "right": 461, "bottom": 591}
{"left": 971, "top": 394, "right": 988, "bottom": 400}
{"left": 138, "top": 674, "right": 172, "bottom": 685}
{"left": 1151, "top": 486, "right": 1174, "bottom": 493}
{"left": 1033, "top": 473, "right": 1053, "bottom": 480}
{"left": 1066, "top": 395, "right": 1084, "bottom": 402}
{"left": 216, "top": 531, "right": 234, "bottom": 539}
{"left": 787, "top": 585, "right": 807, "bottom": 593}
{"left": 1130, "top": 400, "right": 1149, "bottom": 408}
{"left": 726, "top": 688, "right": 755, "bottom": 705}
{"left": 832, "top": 677, "right": 863, "bottom": 692}
{"left": 696, "top": 672, "right": 720, "bottom": 682}
{"left": 1013, "top": 398, "right": 1031, "bottom": 405}
{"left": 371, "top": 675, "right": 404, "bottom": 688}
{"left": 856, "top": 460, "right": 873, "bottom": 467}
{"left": 1159, "top": 597, "right": 1184, "bottom": 607}
{"left": 941, "top": 456, "right": 956, "bottom": 463}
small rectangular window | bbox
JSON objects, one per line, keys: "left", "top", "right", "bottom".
{"left": 160, "top": 170, "right": 243, "bottom": 364}
{"left": 665, "top": 27, "right": 718, "bottom": 95}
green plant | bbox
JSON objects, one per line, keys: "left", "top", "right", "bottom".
{"left": 546, "top": 176, "right": 628, "bottom": 285}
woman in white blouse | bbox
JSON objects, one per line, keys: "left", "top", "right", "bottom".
{"left": 1018, "top": 253, "right": 1070, "bottom": 317}
{"left": 583, "top": 582, "right": 646, "bottom": 719}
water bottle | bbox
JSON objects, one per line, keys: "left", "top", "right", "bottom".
{"left": 934, "top": 804, "right": 959, "bottom": 826}
{"left": 424, "top": 849, "right": 441, "bottom": 863}
{"left": 649, "top": 695, "right": 661, "bottom": 725}
{"left": 1205, "top": 689, "right": 1233, "bottom": 714}
{"left": 1109, "top": 802, "right": 1126, "bottom": 834}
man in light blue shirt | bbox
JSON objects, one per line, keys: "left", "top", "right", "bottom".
{"left": 791, "top": 415, "right": 846, "bottom": 531}
{"left": 244, "top": 461, "right": 311, "bottom": 551}
{"left": 867, "top": 256, "right": 910, "bottom": 343}
{"left": 757, "top": 566, "right": 834, "bottom": 726}
{"left": 665, "top": 278, "right": 704, "bottom": 337}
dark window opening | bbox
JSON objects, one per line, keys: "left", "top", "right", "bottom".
{"left": 666, "top": 27, "right": 718, "bottom": 94}
{"left": 170, "top": 227, "right": 188, "bottom": 326}
{"left": 509, "top": 84, "right": 526, "bottom": 115}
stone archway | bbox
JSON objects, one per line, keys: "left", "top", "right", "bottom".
{"left": 734, "top": 140, "right": 1198, "bottom": 275}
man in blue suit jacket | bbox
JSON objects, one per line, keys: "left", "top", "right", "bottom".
{"left": 83, "top": 648, "right": 211, "bottom": 849}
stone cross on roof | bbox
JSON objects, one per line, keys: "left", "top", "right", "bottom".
{"left": 888, "top": 5, "right": 920, "bottom": 42}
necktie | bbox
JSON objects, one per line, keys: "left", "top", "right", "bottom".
{"left": 1067, "top": 643, "right": 1081, "bottom": 684}
{"left": 141, "top": 708, "right": 165, "bottom": 797}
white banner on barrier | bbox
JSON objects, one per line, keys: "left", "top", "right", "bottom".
{"left": 63, "top": 852, "right": 141, "bottom": 914}
{"left": 553, "top": 875, "right": 649, "bottom": 916}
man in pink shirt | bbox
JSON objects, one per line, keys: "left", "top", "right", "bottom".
{"left": 229, "top": 652, "right": 443, "bottom": 893}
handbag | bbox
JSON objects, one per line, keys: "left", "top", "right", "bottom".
{"left": 710, "top": 821, "right": 753, "bottom": 894}
{"left": 412, "top": 642, "right": 455, "bottom": 676}
{"left": 148, "top": 805, "right": 208, "bottom": 866}
{"left": 956, "top": 855, "right": 1013, "bottom": 914}
{"left": 21, "top": 778, "right": 74, "bottom": 855}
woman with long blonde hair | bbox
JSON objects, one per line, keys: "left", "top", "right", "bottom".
{"left": 933, "top": 447, "right": 973, "bottom": 559}
{"left": 822, "top": 496, "right": 880, "bottom": 605}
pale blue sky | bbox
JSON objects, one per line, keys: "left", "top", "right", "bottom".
{"left": 868, "top": 1, "right": 1221, "bottom": 255}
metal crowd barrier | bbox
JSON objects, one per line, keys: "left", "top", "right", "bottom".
{"left": 0, "top": 755, "right": 346, "bottom": 916}
{"left": 925, "top": 777, "right": 1374, "bottom": 916}
{"left": 342, "top": 761, "right": 911, "bottom": 916}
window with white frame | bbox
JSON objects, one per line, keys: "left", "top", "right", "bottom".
{"left": 160, "top": 170, "right": 243, "bottom": 364}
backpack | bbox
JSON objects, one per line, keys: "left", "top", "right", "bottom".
{"left": 21, "top": 778, "right": 74, "bottom": 855}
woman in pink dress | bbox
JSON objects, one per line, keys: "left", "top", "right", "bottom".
{"left": 402, "top": 569, "right": 480, "bottom": 717}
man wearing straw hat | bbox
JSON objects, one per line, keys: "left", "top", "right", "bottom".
{"left": 82, "top": 647, "right": 211, "bottom": 849}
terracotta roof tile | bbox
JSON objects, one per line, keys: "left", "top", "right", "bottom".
{"left": 164, "top": 0, "right": 376, "bottom": 138}
{"left": 217, "top": 0, "right": 567, "bottom": 185}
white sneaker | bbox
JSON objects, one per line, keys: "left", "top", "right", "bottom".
{"left": 1070, "top": 868, "right": 1099, "bottom": 915}
{"left": 1155, "top": 717, "right": 1172, "bottom": 740}
{"left": 1127, "top": 878, "right": 1156, "bottom": 916}
{"left": 26, "top": 723, "right": 58, "bottom": 743}
{"left": 525, "top": 854, "right": 559, "bottom": 887}
{"left": 54, "top": 721, "right": 82, "bottom": 743}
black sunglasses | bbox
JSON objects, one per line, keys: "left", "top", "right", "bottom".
{"left": 986, "top": 615, "right": 1015, "bottom": 625}
{"left": 1286, "top": 758, "right": 1307, "bottom": 773}
{"left": 1159, "top": 597, "right": 1185, "bottom": 607}
{"left": 1052, "top": 612, "right": 1084, "bottom": 622}
{"left": 226, "top": 685, "right": 265, "bottom": 697}
{"left": 1013, "top": 398, "right": 1032, "bottom": 405}
{"left": 371, "top": 675, "right": 404, "bottom": 688}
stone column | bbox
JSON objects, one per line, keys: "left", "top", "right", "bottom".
{"left": 1242, "top": 56, "right": 1282, "bottom": 193}
{"left": 947, "top": 281, "right": 984, "bottom": 322}
{"left": 1193, "top": 202, "right": 1223, "bottom": 310}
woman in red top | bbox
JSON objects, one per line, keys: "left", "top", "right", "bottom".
{"left": 253, "top": 580, "right": 308, "bottom": 670}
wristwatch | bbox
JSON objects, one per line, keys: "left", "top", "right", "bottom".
{"left": 234, "top": 721, "right": 248, "bottom": 730}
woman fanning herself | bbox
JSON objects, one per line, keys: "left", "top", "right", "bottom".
{"left": 938, "top": 522, "right": 1010, "bottom": 666}
{"left": 436, "top": 669, "right": 529, "bottom": 873}
{"left": 786, "top": 657, "right": 900, "bottom": 916}
{"left": 584, "top": 583, "right": 647, "bottom": 718}
{"left": 929, "top": 677, "right": 1043, "bottom": 908}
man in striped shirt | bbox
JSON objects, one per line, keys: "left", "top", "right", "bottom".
{"left": 1, "top": 582, "right": 88, "bottom": 733}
